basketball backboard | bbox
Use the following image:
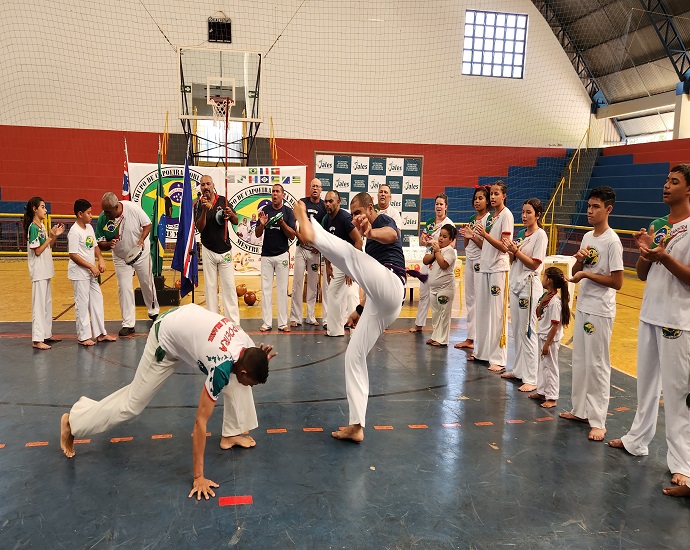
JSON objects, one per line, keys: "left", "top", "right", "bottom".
{"left": 178, "top": 47, "right": 262, "bottom": 123}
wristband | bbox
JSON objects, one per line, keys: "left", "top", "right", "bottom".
{"left": 355, "top": 304, "right": 364, "bottom": 315}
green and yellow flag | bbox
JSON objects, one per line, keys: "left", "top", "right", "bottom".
{"left": 150, "top": 136, "right": 166, "bottom": 276}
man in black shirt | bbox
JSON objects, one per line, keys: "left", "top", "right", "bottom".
{"left": 289, "top": 178, "right": 327, "bottom": 328}
{"left": 256, "top": 184, "right": 297, "bottom": 332}
{"left": 195, "top": 175, "right": 240, "bottom": 324}
{"left": 294, "top": 192, "right": 407, "bottom": 442}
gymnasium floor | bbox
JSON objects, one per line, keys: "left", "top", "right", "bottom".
{"left": 0, "top": 259, "right": 688, "bottom": 549}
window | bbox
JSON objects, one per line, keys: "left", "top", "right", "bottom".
{"left": 462, "top": 10, "right": 528, "bottom": 79}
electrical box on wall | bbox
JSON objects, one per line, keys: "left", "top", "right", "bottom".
{"left": 208, "top": 17, "right": 232, "bottom": 43}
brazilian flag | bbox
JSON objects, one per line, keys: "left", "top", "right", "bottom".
{"left": 150, "top": 138, "right": 166, "bottom": 276}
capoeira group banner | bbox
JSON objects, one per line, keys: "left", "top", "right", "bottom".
{"left": 313, "top": 152, "right": 423, "bottom": 245}
{"left": 128, "top": 163, "right": 306, "bottom": 274}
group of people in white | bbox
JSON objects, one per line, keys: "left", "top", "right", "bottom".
{"left": 23, "top": 165, "right": 690, "bottom": 499}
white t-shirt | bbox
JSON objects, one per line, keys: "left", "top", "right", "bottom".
{"left": 510, "top": 227, "right": 548, "bottom": 295}
{"left": 27, "top": 222, "right": 54, "bottom": 281}
{"left": 465, "top": 212, "right": 491, "bottom": 262}
{"left": 378, "top": 206, "right": 402, "bottom": 230}
{"left": 575, "top": 228, "right": 624, "bottom": 318}
{"left": 428, "top": 245, "right": 457, "bottom": 291}
{"left": 537, "top": 292, "right": 563, "bottom": 342}
{"left": 421, "top": 216, "right": 454, "bottom": 276}
{"left": 68, "top": 223, "right": 97, "bottom": 281}
{"left": 156, "top": 304, "right": 256, "bottom": 402}
{"left": 640, "top": 215, "right": 690, "bottom": 330}
{"left": 97, "top": 201, "right": 152, "bottom": 262}
{"left": 480, "top": 207, "right": 514, "bottom": 273}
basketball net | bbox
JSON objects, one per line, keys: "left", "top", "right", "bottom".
{"left": 210, "top": 96, "right": 234, "bottom": 126}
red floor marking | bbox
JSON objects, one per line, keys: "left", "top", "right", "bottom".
{"left": 374, "top": 425, "right": 394, "bottom": 430}
{"left": 266, "top": 428, "right": 287, "bottom": 434}
{"left": 506, "top": 420, "right": 525, "bottom": 424}
{"left": 152, "top": 434, "right": 173, "bottom": 439}
{"left": 442, "top": 423, "right": 461, "bottom": 427}
{"left": 0, "top": 444, "right": 5, "bottom": 448}
{"left": 74, "top": 439, "right": 90, "bottom": 444}
{"left": 189, "top": 432, "right": 212, "bottom": 437}
{"left": 475, "top": 422, "right": 493, "bottom": 426}
{"left": 110, "top": 437, "right": 133, "bottom": 443}
{"left": 218, "top": 495, "right": 253, "bottom": 506}
{"left": 303, "top": 427, "right": 323, "bottom": 432}
{"left": 614, "top": 407, "right": 630, "bottom": 412}
{"left": 408, "top": 424, "right": 428, "bottom": 429}
{"left": 536, "top": 417, "right": 553, "bottom": 422}
{"left": 25, "top": 441, "right": 49, "bottom": 447}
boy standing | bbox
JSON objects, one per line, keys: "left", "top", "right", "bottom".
{"left": 559, "top": 187, "right": 623, "bottom": 441}
{"left": 67, "top": 199, "right": 116, "bottom": 346}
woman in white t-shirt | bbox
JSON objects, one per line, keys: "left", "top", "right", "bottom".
{"left": 455, "top": 186, "right": 491, "bottom": 351}
{"left": 472, "top": 181, "right": 514, "bottom": 371}
{"left": 23, "top": 196, "right": 65, "bottom": 350}
{"left": 502, "top": 198, "right": 548, "bottom": 391}
{"left": 424, "top": 224, "right": 458, "bottom": 346}
{"left": 410, "top": 193, "right": 454, "bottom": 332}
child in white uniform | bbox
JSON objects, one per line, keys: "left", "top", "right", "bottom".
{"left": 67, "top": 199, "right": 115, "bottom": 346}
{"left": 425, "top": 224, "right": 458, "bottom": 346}
{"left": 23, "top": 196, "right": 65, "bottom": 350}
{"left": 473, "top": 181, "right": 514, "bottom": 372}
{"left": 608, "top": 164, "right": 690, "bottom": 496}
{"left": 502, "top": 199, "right": 548, "bottom": 391}
{"left": 455, "top": 186, "right": 491, "bottom": 350}
{"left": 559, "top": 187, "right": 623, "bottom": 441}
{"left": 529, "top": 267, "right": 570, "bottom": 408}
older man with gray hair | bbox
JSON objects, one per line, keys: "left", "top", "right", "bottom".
{"left": 96, "top": 192, "right": 159, "bottom": 336}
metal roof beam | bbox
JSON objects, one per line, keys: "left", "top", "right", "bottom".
{"left": 638, "top": 0, "right": 690, "bottom": 81}
{"left": 595, "top": 90, "right": 676, "bottom": 118}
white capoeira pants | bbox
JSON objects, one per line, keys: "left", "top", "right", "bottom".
{"left": 621, "top": 322, "right": 690, "bottom": 477}
{"left": 290, "top": 246, "right": 320, "bottom": 325}
{"left": 508, "top": 277, "right": 542, "bottom": 384}
{"left": 260, "top": 251, "right": 290, "bottom": 329}
{"left": 537, "top": 338, "right": 560, "bottom": 401}
{"left": 474, "top": 271, "right": 508, "bottom": 366}
{"left": 430, "top": 283, "right": 455, "bottom": 345}
{"left": 464, "top": 259, "right": 479, "bottom": 341}
{"left": 114, "top": 254, "right": 159, "bottom": 328}
{"left": 72, "top": 278, "right": 106, "bottom": 341}
{"left": 69, "top": 324, "right": 257, "bottom": 439}
{"left": 201, "top": 246, "right": 240, "bottom": 325}
{"left": 327, "top": 266, "right": 351, "bottom": 336}
{"left": 310, "top": 216, "right": 404, "bottom": 427}
{"left": 321, "top": 263, "right": 328, "bottom": 321}
{"left": 570, "top": 310, "right": 613, "bottom": 429}
{"left": 31, "top": 278, "right": 53, "bottom": 342}
{"left": 414, "top": 268, "right": 431, "bottom": 327}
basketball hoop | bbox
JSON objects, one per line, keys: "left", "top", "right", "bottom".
{"left": 209, "top": 96, "right": 234, "bottom": 122}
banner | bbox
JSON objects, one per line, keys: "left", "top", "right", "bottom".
{"left": 314, "top": 152, "right": 422, "bottom": 245}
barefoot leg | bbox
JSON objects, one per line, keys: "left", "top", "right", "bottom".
{"left": 60, "top": 413, "right": 75, "bottom": 458}
{"left": 588, "top": 427, "right": 606, "bottom": 441}
{"left": 607, "top": 438, "right": 625, "bottom": 449}
{"left": 559, "top": 412, "right": 589, "bottom": 423}
{"left": 663, "top": 485, "right": 690, "bottom": 497}
{"left": 541, "top": 400, "right": 557, "bottom": 408}
{"left": 293, "top": 201, "right": 315, "bottom": 246}
{"left": 220, "top": 435, "right": 256, "bottom": 450}
{"left": 332, "top": 424, "right": 364, "bottom": 442}
{"left": 671, "top": 473, "right": 689, "bottom": 486}
{"left": 518, "top": 383, "right": 537, "bottom": 392}
{"left": 528, "top": 393, "right": 545, "bottom": 400}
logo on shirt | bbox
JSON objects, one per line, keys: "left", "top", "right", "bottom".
{"left": 281, "top": 259, "right": 289, "bottom": 268}
{"left": 85, "top": 236, "right": 94, "bottom": 249}
{"left": 310, "top": 263, "right": 319, "bottom": 272}
{"left": 438, "top": 295, "right": 450, "bottom": 305}
{"left": 490, "top": 285, "right": 501, "bottom": 296}
{"left": 473, "top": 263, "right": 480, "bottom": 272}
{"left": 662, "top": 327, "right": 681, "bottom": 339}
{"left": 518, "top": 298, "right": 529, "bottom": 309}
{"left": 583, "top": 322, "right": 595, "bottom": 334}
{"left": 583, "top": 247, "right": 599, "bottom": 267}
{"left": 653, "top": 227, "right": 670, "bottom": 247}
{"left": 223, "top": 253, "right": 232, "bottom": 262}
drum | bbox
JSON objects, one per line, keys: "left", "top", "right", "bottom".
{"left": 125, "top": 245, "right": 144, "bottom": 266}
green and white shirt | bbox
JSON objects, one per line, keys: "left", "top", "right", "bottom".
{"left": 95, "top": 201, "right": 151, "bottom": 262}
{"left": 27, "top": 222, "right": 54, "bottom": 281}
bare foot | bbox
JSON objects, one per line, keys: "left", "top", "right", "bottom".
{"left": 663, "top": 485, "right": 690, "bottom": 497}
{"left": 78, "top": 339, "right": 96, "bottom": 347}
{"left": 500, "top": 372, "right": 517, "bottom": 379}
{"left": 290, "top": 321, "right": 300, "bottom": 328}
{"left": 588, "top": 427, "right": 606, "bottom": 441}
{"left": 518, "top": 383, "right": 537, "bottom": 392}
{"left": 293, "top": 200, "right": 314, "bottom": 245}
{"left": 60, "top": 413, "right": 75, "bottom": 458}
{"left": 488, "top": 365, "right": 505, "bottom": 373}
{"left": 332, "top": 424, "right": 364, "bottom": 442}
{"left": 44, "top": 337, "right": 62, "bottom": 343}
{"left": 671, "top": 473, "right": 689, "bottom": 486}
{"left": 607, "top": 438, "right": 625, "bottom": 449}
{"left": 220, "top": 435, "right": 256, "bottom": 450}
{"left": 528, "top": 393, "right": 545, "bottom": 400}
{"left": 97, "top": 334, "right": 117, "bottom": 342}
{"left": 559, "top": 412, "right": 588, "bottom": 423}
{"left": 33, "top": 342, "right": 51, "bottom": 350}
{"left": 541, "top": 400, "right": 557, "bottom": 408}
{"left": 454, "top": 340, "right": 474, "bottom": 349}
{"left": 409, "top": 326, "right": 423, "bottom": 333}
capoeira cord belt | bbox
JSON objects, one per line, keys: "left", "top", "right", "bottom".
{"left": 383, "top": 263, "right": 429, "bottom": 285}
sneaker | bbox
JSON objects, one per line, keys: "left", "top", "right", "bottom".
{"left": 118, "top": 327, "right": 135, "bottom": 337}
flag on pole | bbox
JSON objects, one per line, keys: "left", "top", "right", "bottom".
{"left": 150, "top": 136, "right": 166, "bottom": 276}
{"left": 172, "top": 149, "right": 198, "bottom": 298}
{"left": 122, "top": 137, "right": 131, "bottom": 201}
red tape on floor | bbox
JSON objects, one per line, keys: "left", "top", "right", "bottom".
{"left": 218, "top": 496, "right": 253, "bottom": 506}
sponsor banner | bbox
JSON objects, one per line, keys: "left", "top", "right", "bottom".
{"left": 315, "top": 154, "right": 334, "bottom": 174}
{"left": 351, "top": 156, "right": 370, "bottom": 175}
{"left": 333, "top": 174, "right": 352, "bottom": 192}
{"left": 401, "top": 211, "right": 419, "bottom": 231}
{"left": 404, "top": 158, "right": 422, "bottom": 176}
{"left": 351, "top": 175, "right": 368, "bottom": 192}
{"left": 403, "top": 176, "right": 421, "bottom": 194}
{"left": 334, "top": 156, "right": 352, "bottom": 174}
{"left": 390, "top": 194, "right": 403, "bottom": 210}
{"left": 386, "top": 176, "right": 403, "bottom": 194}
{"left": 316, "top": 173, "right": 333, "bottom": 191}
{"left": 402, "top": 194, "right": 419, "bottom": 212}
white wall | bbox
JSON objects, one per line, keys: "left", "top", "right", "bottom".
{"left": 0, "top": 0, "right": 592, "bottom": 148}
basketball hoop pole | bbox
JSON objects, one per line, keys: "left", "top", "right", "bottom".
{"left": 224, "top": 99, "right": 229, "bottom": 242}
